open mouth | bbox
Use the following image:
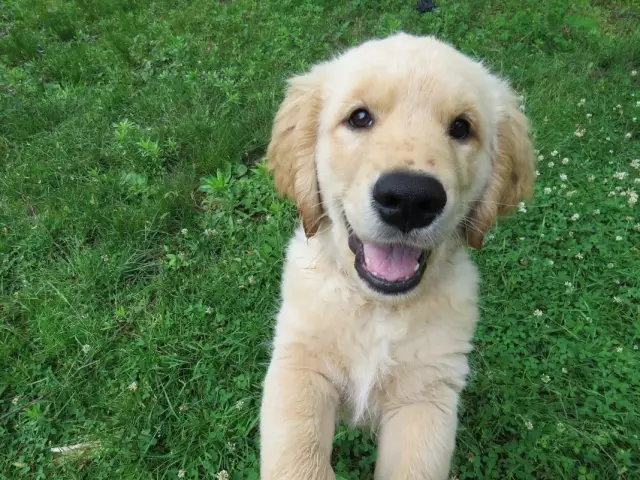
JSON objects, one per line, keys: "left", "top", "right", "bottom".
{"left": 348, "top": 231, "right": 430, "bottom": 295}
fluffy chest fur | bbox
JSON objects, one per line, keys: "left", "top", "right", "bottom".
{"left": 272, "top": 228, "right": 480, "bottom": 426}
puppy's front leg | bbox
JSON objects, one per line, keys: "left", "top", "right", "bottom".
{"left": 375, "top": 386, "right": 459, "bottom": 480}
{"left": 260, "top": 348, "right": 339, "bottom": 480}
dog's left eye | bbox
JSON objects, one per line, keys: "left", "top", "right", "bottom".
{"left": 348, "top": 108, "right": 374, "bottom": 129}
{"left": 448, "top": 117, "right": 471, "bottom": 140}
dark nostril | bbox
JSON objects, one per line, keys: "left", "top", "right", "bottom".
{"left": 418, "top": 200, "right": 433, "bottom": 211}
{"left": 375, "top": 192, "right": 401, "bottom": 208}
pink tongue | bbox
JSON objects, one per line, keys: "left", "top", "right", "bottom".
{"left": 362, "top": 243, "right": 421, "bottom": 281}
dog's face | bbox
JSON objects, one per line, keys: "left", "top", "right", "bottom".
{"left": 268, "top": 33, "right": 535, "bottom": 299}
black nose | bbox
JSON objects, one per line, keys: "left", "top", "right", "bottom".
{"left": 372, "top": 171, "right": 447, "bottom": 233}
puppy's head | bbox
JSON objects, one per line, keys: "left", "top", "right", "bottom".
{"left": 268, "top": 33, "right": 535, "bottom": 298}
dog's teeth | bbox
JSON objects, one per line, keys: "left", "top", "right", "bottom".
{"left": 414, "top": 262, "right": 420, "bottom": 272}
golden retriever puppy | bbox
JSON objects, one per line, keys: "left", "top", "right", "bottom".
{"left": 260, "top": 32, "right": 535, "bottom": 480}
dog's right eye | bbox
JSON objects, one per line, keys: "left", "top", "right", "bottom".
{"left": 348, "top": 109, "right": 374, "bottom": 129}
{"left": 448, "top": 117, "right": 471, "bottom": 140}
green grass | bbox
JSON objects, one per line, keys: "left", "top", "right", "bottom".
{"left": 1, "top": 0, "right": 639, "bottom": 478}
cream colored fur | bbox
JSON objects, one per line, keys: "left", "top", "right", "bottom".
{"left": 260, "top": 33, "right": 535, "bottom": 480}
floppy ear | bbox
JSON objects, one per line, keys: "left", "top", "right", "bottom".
{"left": 465, "top": 86, "right": 536, "bottom": 249}
{"left": 267, "top": 66, "right": 326, "bottom": 237}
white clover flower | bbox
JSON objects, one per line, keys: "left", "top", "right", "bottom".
{"left": 217, "top": 471, "right": 229, "bottom": 480}
{"left": 525, "top": 420, "right": 534, "bottom": 430}
{"left": 543, "top": 187, "right": 552, "bottom": 194}
{"left": 538, "top": 154, "right": 545, "bottom": 161}
{"left": 575, "top": 253, "right": 584, "bottom": 260}
{"left": 570, "top": 213, "right": 580, "bottom": 221}
{"left": 547, "top": 161, "right": 555, "bottom": 168}
{"left": 128, "top": 381, "right": 138, "bottom": 392}
{"left": 548, "top": 260, "right": 554, "bottom": 266}
{"left": 577, "top": 98, "right": 586, "bottom": 106}
{"left": 561, "top": 158, "right": 569, "bottom": 165}
{"left": 533, "top": 309, "right": 543, "bottom": 317}
{"left": 181, "top": 228, "right": 188, "bottom": 236}
{"left": 82, "top": 344, "right": 91, "bottom": 354}
{"left": 625, "top": 133, "right": 632, "bottom": 139}
{"left": 562, "top": 367, "right": 568, "bottom": 374}
{"left": 518, "top": 202, "right": 527, "bottom": 213}
{"left": 178, "top": 470, "right": 186, "bottom": 478}
{"left": 551, "top": 150, "right": 559, "bottom": 157}
{"left": 560, "top": 173, "right": 568, "bottom": 181}
{"left": 586, "top": 113, "right": 592, "bottom": 118}
{"left": 616, "top": 236, "right": 623, "bottom": 241}
{"left": 541, "top": 374, "right": 551, "bottom": 383}
{"left": 615, "top": 346, "right": 623, "bottom": 352}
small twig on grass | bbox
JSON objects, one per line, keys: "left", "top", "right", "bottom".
{"left": 0, "top": 395, "right": 47, "bottom": 422}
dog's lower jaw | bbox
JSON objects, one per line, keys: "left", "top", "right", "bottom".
{"left": 357, "top": 247, "right": 430, "bottom": 295}
{"left": 347, "top": 231, "right": 431, "bottom": 296}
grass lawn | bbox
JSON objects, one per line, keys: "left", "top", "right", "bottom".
{"left": 1, "top": 0, "right": 639, "bottom": 478}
